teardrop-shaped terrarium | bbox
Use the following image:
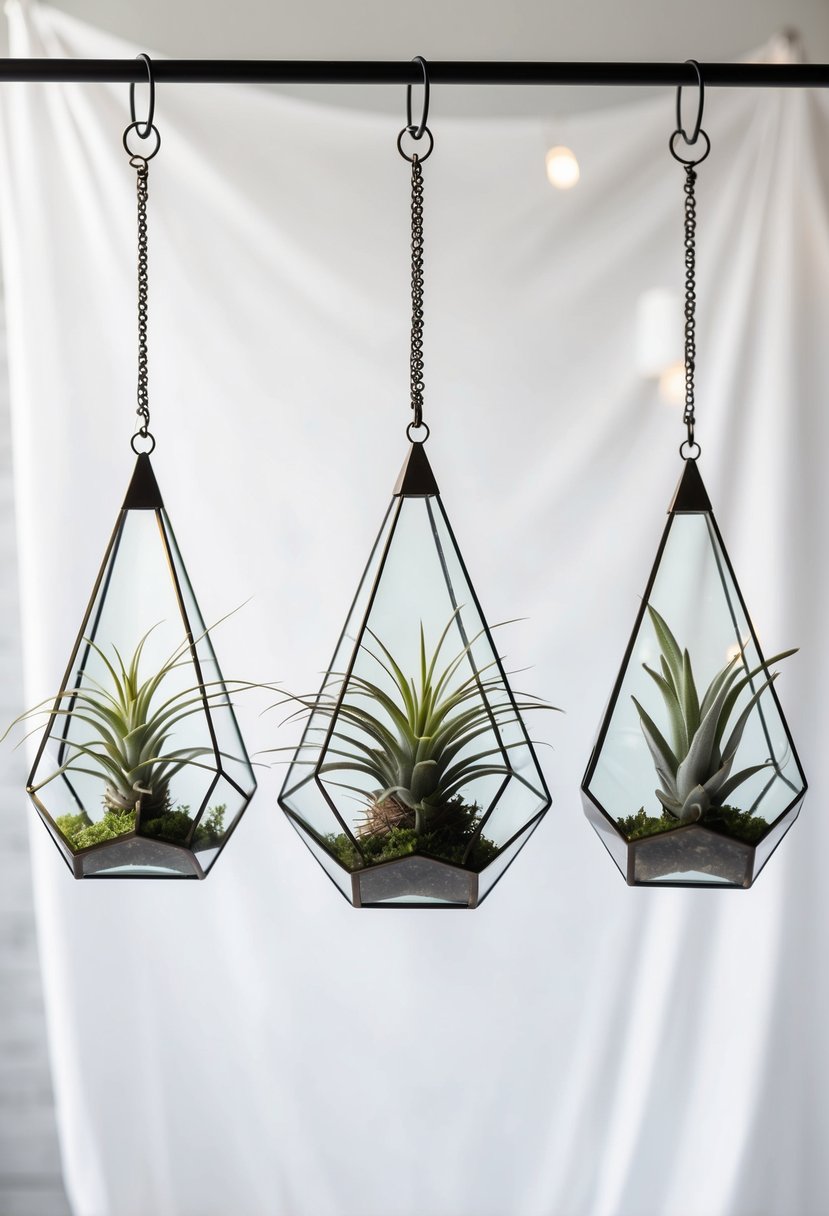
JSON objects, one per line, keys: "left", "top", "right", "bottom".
{"left": 581, "top": 460, "right": 806, "bottom": 888}
{"left": 278, "top": 443, "right": 552, "bottom": 907}
{"left": 22, "top": 457, "right": 257, "bottom": 879}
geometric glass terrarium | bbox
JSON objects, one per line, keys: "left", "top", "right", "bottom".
{"left": 279, "top": 442, "right": 551, "bottom": 907}
{"left": 581, "top": 459, "right": 807, "bottom": 888}
{"left": 26, "top": 456, "right": 257, "bottom": 879}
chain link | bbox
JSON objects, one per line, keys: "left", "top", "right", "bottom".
{"left": 409, "top": 153, "right": 425, "bottom": 432}
{"left": 134, "top": 158, "right": 152, "bottom": 447}
{"left": 682, "top": 163, "right": 697, "bottom": 452}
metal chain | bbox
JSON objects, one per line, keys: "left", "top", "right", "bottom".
{"left": 134, "top": 157, "right": 153, "bottom": 450}
{"left": 682, "top": 163, "right": 697, "bottom": 453}
{"left": 409, "top": 153, "right": 425, "bottom": 431}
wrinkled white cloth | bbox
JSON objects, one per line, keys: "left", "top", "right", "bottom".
{"left": 1, "top": 4, "right": 828, "bottom": 1215}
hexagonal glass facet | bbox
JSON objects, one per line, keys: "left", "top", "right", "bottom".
{"left": 582, "top": 461, "right": 806, "bottom": 888}
{"left": 27, "top": 457, "right": 256, "bottom": 879}
{"left": 279, "top": 443, "right": 551, "bottom": 907}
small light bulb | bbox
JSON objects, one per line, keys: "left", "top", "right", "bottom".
{"left": 659, "top": 361, "right": 686, "bottom": 406}
{"left": 545, "top": 146, "right": 580, "bottom": 190}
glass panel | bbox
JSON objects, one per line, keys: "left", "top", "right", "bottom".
{"left": 581, "top": 798, "right": 628, "bottom": 881}
{"left": 476, "top": 818, "right": 541, "bottom": 903}
{"left": 34, "top": 805, "right": 76, "bottom": 872}
{"left": 189, "top": 774, "right": 248, "bottom": 854}
{"left": 751, "top": 795, "right": 805, "bottom": 882}
{"left": 194, "top": 847, "right": 220, "bottom": 876}
{"left": 478, "top": 771, "right": 549, "bottom": 852}
{"left": 289, "top": 822, "right": 354, "bottom": 902}
{"left": 584, "top": 497, "right": 806, "bottom": 887}
{"left": 161, "top": 512, "right": 256, "bottom": 801}
{"left": 281, "top": 476, "right": 550, "bottom": 899}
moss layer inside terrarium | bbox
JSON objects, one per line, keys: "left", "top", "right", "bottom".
{"left": 617, "top": 805, "right": 769, "bottom": 846}
{"left": 55, "top": 804, "right": 227, "bottom": 853}
{"left": 314, "top": 797, "right": 501, "bottom": 872}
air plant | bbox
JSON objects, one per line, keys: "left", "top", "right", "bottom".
{"left": 632, "top": 605, "right": 796, "bottom": 827}
{"left": 4, "top": 622, "right": 250, "bottom": 851}
{"left": 282, "top": 608, "right": 555, "bottom": 848}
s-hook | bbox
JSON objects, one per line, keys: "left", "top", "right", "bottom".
{"left": 123, "top": 52, "right": 161, "bottom": 162}
{"left": 398, "top": 57, "right": 433, "bottom": 443}
{"left": 123, "top": 53, "right": 160, "bottom": 455}
{"left": 670, "top": 59, "right": 709, "bottom": 461}
{"left": 397, "top": 54, "right": 434, "bottom": 163}
{"left": 130, "top": 51, "right": 155, "bottom": 138}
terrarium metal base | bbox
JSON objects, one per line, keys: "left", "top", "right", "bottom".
{"left": 352, "top": 854, "right": 479, "bottom": 907}
{"left": 627, "top": 823, "right": 753, "bottom": 887}
{"left": 33, "top": 806, "right": 212, "bottom": 879}
{"left": 582, "top": 794, "right": 805, "bottom": 889}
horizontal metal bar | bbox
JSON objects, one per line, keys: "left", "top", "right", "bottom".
{"left": 0, "top": 59, "right": 826, "bottom": 87}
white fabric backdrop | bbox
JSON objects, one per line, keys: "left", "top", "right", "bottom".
{"left": 1, "top": 4, "right": 828, "bottom": 1214}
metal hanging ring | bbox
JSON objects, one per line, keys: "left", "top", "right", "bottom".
{"left": 406, "top": 421, "right": 431, "bottom": 444}
{"left": 675, "top": 59, "right": 704, "bottom": 145}
{"left": 669, "top": 127, "right": 710, "bottom": 166}
{"left": 406, "top": 56, "right": 430, "bottom": 139}
{"left": 129, "top": 53, "right": 156, "bottom": 139}
{"left": 679, "top": 439, "right": 701, "bottom": 461}
{"left": 131, "top": 431, "right": 157, "bottom": 455}
{"left": 123, "top": 121, "right": 161, "bottom": 160}
{"left": 397, "top": 125, "right": 434, "bottom": 163}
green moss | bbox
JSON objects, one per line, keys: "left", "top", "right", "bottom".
{"left": 55, "top": 803, "right": 227, "bottom": 853}
{"left": 194, "top": 805, "right": 226, "bottom": 850}
{"left": 54, "top": 811, "right": 93, "bottom": 845}
{"left": 312, "top": 797, "right": 501, "bottom": 873}
{"left": 142, "top": 809, "right": 194, "bottom": 844}
{"left": 55, "top": 808, "right": 137, "bottom": 850}
{"left": 618, "top": 805, "right": 769, "bottom": 846}
{"left": 141, "top": 804, "right": 227, "bottom": 850}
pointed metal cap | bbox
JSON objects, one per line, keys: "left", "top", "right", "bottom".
{"left": 122, "top": 454, "right": 164, "bottom": 510}
{"left": 669, "top": 459, "right": 711, "bottom": 514}
{"left": 393, "top": 443, "right": 439, "bottom": 498}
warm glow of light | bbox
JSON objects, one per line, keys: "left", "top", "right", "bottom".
{"left": 659, "top": 361, "right": 686, "bottom": 406}
{"left": 726, "top": 643, "right": 744, "bottom": 664}
{"left": 545, "top": 146, "right": 580, "bottom": 190}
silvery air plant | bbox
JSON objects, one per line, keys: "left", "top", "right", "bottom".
{"left": 279, "top": 608, "right": 556, "bottom": 871}
{"left": 5, "top": 622, "right": 251, "bottom": 852}
{"left": 620, "top": 605, "right": 796, "bottom": 844}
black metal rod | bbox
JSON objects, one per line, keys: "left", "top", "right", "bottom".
{"left": 0, "top": 59, "right": 826, "bottom": 87}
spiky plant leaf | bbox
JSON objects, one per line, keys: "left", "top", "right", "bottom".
{"left": 276, "top": 610, "right": 556, "bottom": 839}
{"left": 633, "top": 607, "right": 795, "bottom": 832}
{"left": 4, "top": 621, "right": 257, "bottom": 847}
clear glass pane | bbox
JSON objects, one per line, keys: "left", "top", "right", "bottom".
{"left": 162, "top": 513, "right": 256, "bottom": 802}
{"left": 476, "top": 818, "right": 541, "bottom": 903}
{"left": 751, "top": 796, "right": 805, "bottom": 882}
{"left": 289, "top": 821, "right": 354, "bottom": 902}
{"left": 582, "top": 798, "right": 629, "bottom": 881}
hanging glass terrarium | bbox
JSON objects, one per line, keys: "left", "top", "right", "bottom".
{"left": 23, "top": 59, "right": 256, "bottom": 878}
{"left": 581, "top": 67, "right": 806, "bottom": 888}
{"left": 279, "top": 63, "right": 552, "bottom": 907}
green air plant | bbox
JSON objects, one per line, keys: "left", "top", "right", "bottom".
{"left": 5, "top": 625, "right": 245, "bottom": 853}
{"left": 626, "top": 604, "right": 796, "bottom": 838}
{"left": 280, "top": 609, "right": 555, "bottom": 870}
